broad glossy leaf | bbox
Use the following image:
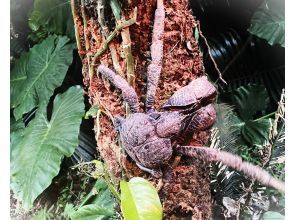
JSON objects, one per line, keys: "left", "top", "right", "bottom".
{"left": 71, "top": 205, "right": 114, "bottom": 220}
{"left": 120, "top": 177, "right": 162, "bottom": 220}
{"left": 11, "top": 86, "right": 85, "bottom": 209}
{"left": 241, "top": 119, "right": 271, "bottom": 147}
{"left": 231, "top": 84, "right": 269, "bottom": 121}
{"left": 29, "top": 0, "right": 75, "bottom": 40}
{"left": 249, "top": 0, "right": 285, "bottom": 47}
{"left": 262, "top": 211, "right": 285, "bottom": 220}
{"left": 11, "top": 35, "right": 75, "bottom": 120}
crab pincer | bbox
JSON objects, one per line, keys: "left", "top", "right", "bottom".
{"left": 162, "top": 76, "right": 217, "bottom": 110}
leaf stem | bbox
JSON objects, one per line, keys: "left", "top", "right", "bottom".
{"left": 103, "top": 168, "right": 121, "bottom": 203}
{"left": 254, "top": 111, "right": 276, "bottom": 122}
{"left": 196, "top": 21, "right": 227, "bottom": 85}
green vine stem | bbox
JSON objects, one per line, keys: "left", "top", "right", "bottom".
{"left": 98, "top": 0, "right": 124, "bottom": 77}
{"left": 110, "top": 0, "right": 135, "bottom": 87}
{"left": 103, "top": 168, "right": 121, "bottom": 203}
{"left": 89, "top": 7, "right": 138, "bottom": 82}
{"left": 121, "top": 27, "right": 135, "bottom": 86}
{"left": 110, "top": 0, "right": 136, "bottom": 115}
{"left": 109, "top": 43, "right": 124, "bottom": 77}
{"left": 254, "top": 111, "right": 276, "bottom": 122}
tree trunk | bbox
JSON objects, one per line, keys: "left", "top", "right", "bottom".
{"left": 74, "top": 0, "right": 212, "bottom": 218}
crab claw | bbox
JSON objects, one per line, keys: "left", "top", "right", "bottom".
{"left": 162, "top": 76, "right": 217, "bottom": 110}
{"left": 185, "top": 104, "right": 216, "bottom": 133}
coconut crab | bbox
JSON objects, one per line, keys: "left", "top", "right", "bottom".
{"left": 95, "top": 1, "right": 284, "bottom": 193}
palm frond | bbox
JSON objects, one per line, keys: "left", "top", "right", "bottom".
{"left": 210, "top": 164, "right": 245, "bottom": 202}
{"left": 210, "top": 103, "right": 246, "bottom": 202}
{"left": 262, "top": 90, "right": 285, "bottom": 181}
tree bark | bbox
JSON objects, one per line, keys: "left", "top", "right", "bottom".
{"left": 74, "top": 0, "right": 212, "bottom": 218}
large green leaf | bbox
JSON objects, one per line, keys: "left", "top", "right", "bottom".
{"left": 11, "top": 35, "right": 75, "bottom": 120}
{"left": 29, "top": 0, "right": 75, "bottom": 40}
{"left": 262, "top": 211, "right": 285, "bottom": 220}
{"left": 11, "top": 86, "right": 85, "bottom": 209}
{"left": 231, "top": 84, "right": 269, "bottom": 121}
{"left": 249, "top": 0, "right": 285, "bottom": 47}
{"left": 120, "top": 177, "right": 162, "bottom": 220}
{"left": 241, "top": 119, "right": 271, "bottom": 147}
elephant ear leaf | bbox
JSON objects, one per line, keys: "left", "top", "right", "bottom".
{"left": 10, "top": 35, "right": 75, "bottom": 121}
{"left": 28, "top": 0, "right": 75, "bottom": 40}
{"left": 11, "top": 86, "right": 85, "bottom": 209}
{"left": 231, "top": 84, "right": 269, "bottom": 121}
{"left": 249, "top": 0, "right": 285, "bottom": 47}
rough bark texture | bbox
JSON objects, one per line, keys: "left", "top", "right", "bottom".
{"left": 77, "top": 0, "right": 213, "bottom": 218}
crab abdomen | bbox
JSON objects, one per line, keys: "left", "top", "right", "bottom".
{"left": 136, "top": 138, "right": 173, "bottom": 168}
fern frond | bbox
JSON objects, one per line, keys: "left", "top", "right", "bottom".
{"left": 213, "top": 103, "right": 242, "bottom": 153}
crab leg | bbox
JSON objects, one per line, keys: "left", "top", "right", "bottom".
{"left": 176, "top": 145, "right": 285, "bottom": 193}
{"left": 97, "top": 65, "right": 139, "bottom": 113}
{"left": 145, "top": 0, "right": 165, "bottom": 112}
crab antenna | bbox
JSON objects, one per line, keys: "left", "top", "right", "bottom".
{"left": 145, "top": 0, "right": 165, "bottom": 112}
{"left": 97, "top": 65, "right": 140, "bottom": 113}
{"left": 176, "top": 146, "right": 285, "bottom": 193}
